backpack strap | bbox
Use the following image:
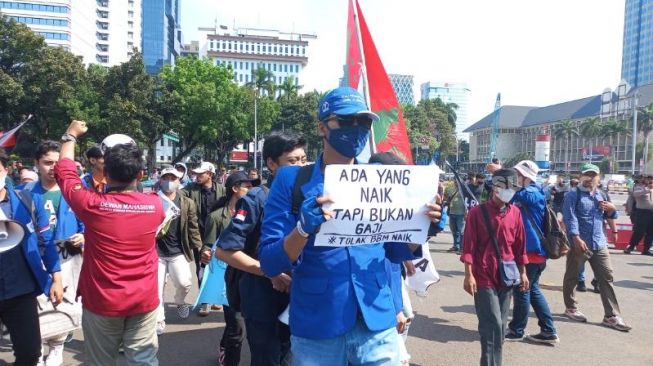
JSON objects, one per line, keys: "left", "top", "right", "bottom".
{"left": 291, "top": 164, "right": 315, "bottom": 215}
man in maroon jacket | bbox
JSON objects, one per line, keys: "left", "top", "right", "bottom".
{"left": 55, "top": 120, "right": 165, "bottom": 365}
{"left": 461, "top": 168, "right": 529, "bottom": 366}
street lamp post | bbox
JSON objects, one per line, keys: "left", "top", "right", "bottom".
{"left": 254, "top": 91, "right": 258, "bottom": 171}
{"left": 632, "top": 93, "right": 638, "bottom": 174}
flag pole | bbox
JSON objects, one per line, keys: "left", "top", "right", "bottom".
{"left": 351, "top": 0, "right": 376, "bottom": 154}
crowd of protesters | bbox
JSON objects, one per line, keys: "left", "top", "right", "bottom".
{"left": 0, "top": 86, "right": 646, "bottom": 366}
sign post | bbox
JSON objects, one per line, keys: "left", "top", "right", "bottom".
{"left": 314, "top": 164, "right": 440, "bottom": 247}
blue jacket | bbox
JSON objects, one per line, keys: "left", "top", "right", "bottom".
{"left": 21, "top": 181, "right": 84, "bottom": 241}
{"left": 259, "top": 155, "right": 425, "bottom": 339}
{"left": 512, "top": 182, "right": 547, "bottom": 257}
{"left": 8, "top": 189, "right": 59, "bottom": 296}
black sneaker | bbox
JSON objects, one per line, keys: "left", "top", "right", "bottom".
{"left": 591, "top": 279, "right": 600, "bottom": 293}
{"left": 641, "top": 251, "right": 653, "bottom": 256}
{"left": 576, "top": 281, "right": 587, "bottom": 292}
{"left": 447, "top": 246, "right": 458, "bottom": 252}
{"left": 504, "top": 329, "right": 524, "bottom": 341}
{"left": 623, "top": 248, "right": 632, "bottom": 254}
{"left": 526, "top": 333, "right": 560, "bottom": 345}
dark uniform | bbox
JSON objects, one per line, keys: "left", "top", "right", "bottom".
{"left": 218, "top": 186, "right": 291, "bottom": 366}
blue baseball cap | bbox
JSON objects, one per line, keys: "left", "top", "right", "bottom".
{"left": 318, "top": 87, "right": 380, "bottom": 122}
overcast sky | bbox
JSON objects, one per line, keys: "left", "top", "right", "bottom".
{"left": 181, "top": 0, "right": 625, "bottom": 128}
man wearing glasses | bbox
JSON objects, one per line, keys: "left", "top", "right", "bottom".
{"left": 258, "top": 87, "right": 443, "bottom": 365}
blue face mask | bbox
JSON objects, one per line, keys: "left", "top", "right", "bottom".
{"left": 325, "top": 125, "right": 370, "bottom": 158}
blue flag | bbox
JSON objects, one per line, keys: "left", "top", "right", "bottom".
{"left": 193, "top": 251, "right": 229, "bottom": 309}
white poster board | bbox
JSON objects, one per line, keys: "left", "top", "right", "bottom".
{"left": 314, "top": 164, "right": 440, "bottom": 247}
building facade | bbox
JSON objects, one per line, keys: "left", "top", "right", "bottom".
{"left": 420, "top": 81, "right": 471, "bottom": 138}
{"left": 465, "top": 83, "right": 653, "bottom": 174}
{"left": 141, "top": 0, "right": 181, "bottom": 74}
{"left": 197, "top": 25, "right": 316, "bottom": 89}
{"left": 0, "top": 0, "right": 141, "bottom": 66}
{"left": 389, "top": 74, "right": 415, "bottom": 105}
{"left": 622, "top": 0, "right": 653, "bottom": 88}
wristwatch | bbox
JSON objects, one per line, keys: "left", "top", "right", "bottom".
{"left": 61, "top": 133, "right": 77, "bottom": 142}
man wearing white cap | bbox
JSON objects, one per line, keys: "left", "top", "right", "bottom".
{"left": 155, "top": 167, "right": 203, "bottom": 335}
{"left": 505, "top": 160, "right": 559, "bottom": 345}
{"left": 183, "top": 162, "right": 225, "bottom": 315}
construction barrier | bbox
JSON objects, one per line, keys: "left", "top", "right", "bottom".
{"left": 605, "top": 223, "right": 644, "bottom": 251}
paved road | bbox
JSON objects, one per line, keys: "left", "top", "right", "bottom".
{"left": 2, "top": 231, "right": 651, "bottom": 366}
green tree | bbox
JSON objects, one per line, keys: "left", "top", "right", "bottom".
{"left": 404, "top": 99, "right": 457, "bottom": 163}
{"left": 580, "top": 117, "right": 603, "bottom": 164}
{"left": 248, "top": 67, "right": 276, "bottom": 97}
{"left": 602, "top": 119, "right": 630, "bottom": 172}
{"left": 277, "top": 76, "right": 301, "bottom": 101}
{"left": 275, "top": 91, "right": 322, "bottom": 160}
{"left": 553, "top": 119, "right": 579, "bottom": 171}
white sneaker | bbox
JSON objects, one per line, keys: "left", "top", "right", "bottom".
{"left": 198, "top": 303, "right": 211, "bottom": 317}
{"left": 602, "top": 315, "right": 632, "bottom": 332}
{"left": 44, "top": 344, "right": 64, "bottom": 366}
{"left": 564, "top": 308, "right": 588, "bottom": 322}
{"left": 156, "top": 320, "right": 166, "bottom": 336}
{"left": 177, "top": 304, "right": 191, "bottom": 319}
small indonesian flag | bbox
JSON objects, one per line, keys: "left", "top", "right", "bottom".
{"left": 235, "top": 209, "right": 247, "bottom": 222}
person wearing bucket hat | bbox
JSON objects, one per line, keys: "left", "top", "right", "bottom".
{"left": 258, "top": 87, "right": 443, "bottom": 365}
{"left": 504, "top": 161, "right": 559, "bottom": 345}
{"left": 461, "top": 168, "right": 529, "bottom": 366}
{"left": 155, "top": 167, "right": 203, "bottom": 335}
{"left": 562, "top": 163, "right": 631, "bottom": 331}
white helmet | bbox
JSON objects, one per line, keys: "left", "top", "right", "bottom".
{"left": 100, "top": 134, "right": 136, "bottom": 153}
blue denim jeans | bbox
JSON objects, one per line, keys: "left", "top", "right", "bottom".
{"left": 508, "top": 263, "right": 557, "bottom": 337}
{"left": 291, "top": 318, "right": 398, "bottom": 366}
{"left": 449, "top": 214, "right": 465, "bottom": 250}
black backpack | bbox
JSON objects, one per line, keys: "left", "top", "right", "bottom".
{"left": 521, "top": 202, "right": 570, "bottom": 260}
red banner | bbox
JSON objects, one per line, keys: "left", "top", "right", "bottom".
{"left": 346, "top": 0, "right": 414, "bottom": 163}
{"left": 229, "top": 150, "right": 248, "bottom": 162}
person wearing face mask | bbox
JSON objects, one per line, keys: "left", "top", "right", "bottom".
{"left": 155, "top": 167, "right": 203, "bottom": 335}
{"left": 461, "top": 168, "right": 529, "bottom": 366}
{"left": 562, "top": 164, "right": 631, "bottom": 331}
{"left": 504, "top": 161, "right": 559, "bottom": 345}
{"left": 258, "top": 88, "right": 443, "bottom": 365}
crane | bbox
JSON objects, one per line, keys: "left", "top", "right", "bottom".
{"left": 488, "top": 93, "right": 501, "bottom": 162}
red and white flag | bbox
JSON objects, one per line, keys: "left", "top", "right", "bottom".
{"left": 0, "top": 115, "right": 31, "bottom": 150}
{"left": 345, "top": 0, "right": 414, "bottom": 163}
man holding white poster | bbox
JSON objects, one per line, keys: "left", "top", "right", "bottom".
{"left": 259, "top": 87, "right": 445, "bottom": 365}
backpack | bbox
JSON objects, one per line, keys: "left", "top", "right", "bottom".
{"left": 291, "top": 164, "right": 315, "bottom": 215}
{"left": 521, "top": 201, "right": 570, "bottom": 260}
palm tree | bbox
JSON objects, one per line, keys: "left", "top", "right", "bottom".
{"left": 277, "top": 76, "right": 302, "bottom": 101}
{"left": 602, "top": 119, "right": 631, "bottom": 172}
{"left": 431, "top": 97, "right": 458, "bottom": 128}
{"left": 553, "top": 119, "right": 579, "bottom": 172}
{"left": 637, "top": 103, "right": 653, "bottom": 164}
{"left": 247, "top": 67, "right": 275, "bottom": 97}
{"left": 581, "top": 117, "right": 603, "bottom": 164}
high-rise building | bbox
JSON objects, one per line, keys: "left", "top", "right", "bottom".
{"left": 181, "top": 40, "right": 199, "bottom": 57}
{"left": 141, "top": 0, "right": 181, "bottom": 74}
{"left": 621, "top": 0, "right": 653, "bottom": 88}
{"left": 389, "top": 74, "right": 415, "bottom": 105}
{"left": 197, "top": 25, "right": 316, "bottom": 90}
{"left": 420, "top": 81, "right": 471, "bottom": 138}
{"left": 0, "top": 0, "right": 141, "bottom": 66}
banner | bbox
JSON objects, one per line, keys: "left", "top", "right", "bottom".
{"left": 315, "top": 164, "right": 439, "bottom": 247}
{"left": 581, "top": 145, "right": 611, "bottom": 161}
{"left": 345, "top": 0, "right": 413, "bottom": 163}
{"left": 445, "top": 161, "right": 479, "bottom": 211}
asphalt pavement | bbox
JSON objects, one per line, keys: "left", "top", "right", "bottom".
{"left": 2, "top": 227, "right": 651, "bottom": 366}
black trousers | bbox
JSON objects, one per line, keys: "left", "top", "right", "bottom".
{"left": 245, "top": 319, "right": 291, "bottom": 366}
{"left": 0, "top": 294, "right": 41, "bottom": 366}
{"left": 219, "top": 305, "right": 245, "bottom": 366}
{"left": 192, "top": 248, "right": 205, "bottom": 288}
{"left": 628, "top": 209, "right": 653, "bottom": 252}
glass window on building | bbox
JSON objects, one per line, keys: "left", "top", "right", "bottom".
{"left": 228, "top": 42, "right": 232, "bottom": 50}
{"left": 128, "top": 32, "right": 133, "bottom": 40}
{"left": 257, "top": 44, "right": 260, "bottom": 52}
{"left": 284, "top": 46, "right": 288, "bottom": 54}
{"left": 239, "top": 74, "right": 243, "bottom": 82}
{"left": 160, "top": 139, "right": 164, "bottom": 146}
{"left": 239, "top": 43, "right": 243, "bottom": 51}
{"left": 239, "top": 61, "right": 243, "bottom": 69}
{"left": 128, "top": 11, "right": 133, "bottom": 19}
{"left": 128, "top": 21, "right": 133, "bottom": 29}
{"left": 284, "top": 64, "right": 288, "bottom": 72}
{"left": 273, "top": 64, "right": 277, "bottom": 72}
{"left": 168, "top": 140, "right": 172, "bottom": 147}
{"left": 267, "top": 63, "right": 271, "bottom": 70}
{"left": 245, "top": 62, "right": 249, "bottom": 70}
{"left": 246, "top": 74, "right": 249, "bottom": 82}
{"left": 246, "top": 43, "right": 249, "bottom": 52}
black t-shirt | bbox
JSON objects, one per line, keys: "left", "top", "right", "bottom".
{"left": 200, "top": 186, "right": 217, "bottom": 232}
{"left": 157, "top": 194, "right": 183, "bottom": 257}
{"left": 552, "top": 184, "right": 568, "bottom": 205}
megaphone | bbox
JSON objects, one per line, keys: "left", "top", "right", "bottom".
{"left": 0, "top": 209, "right": 25, "bottom": 253}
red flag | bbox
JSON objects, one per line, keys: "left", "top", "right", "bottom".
{"left": 0, "top": 120, "right": 28, "bottom": 150}
{"left": 345, "top": 0, "right": 414, "bottom": 163}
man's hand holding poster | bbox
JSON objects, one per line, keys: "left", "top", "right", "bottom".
{"left": 315, "top": 164, "right": 440, "bottom": 247}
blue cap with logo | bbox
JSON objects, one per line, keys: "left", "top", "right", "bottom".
{"left": 318, "top": 87, "right": 380, "bottom": 122}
